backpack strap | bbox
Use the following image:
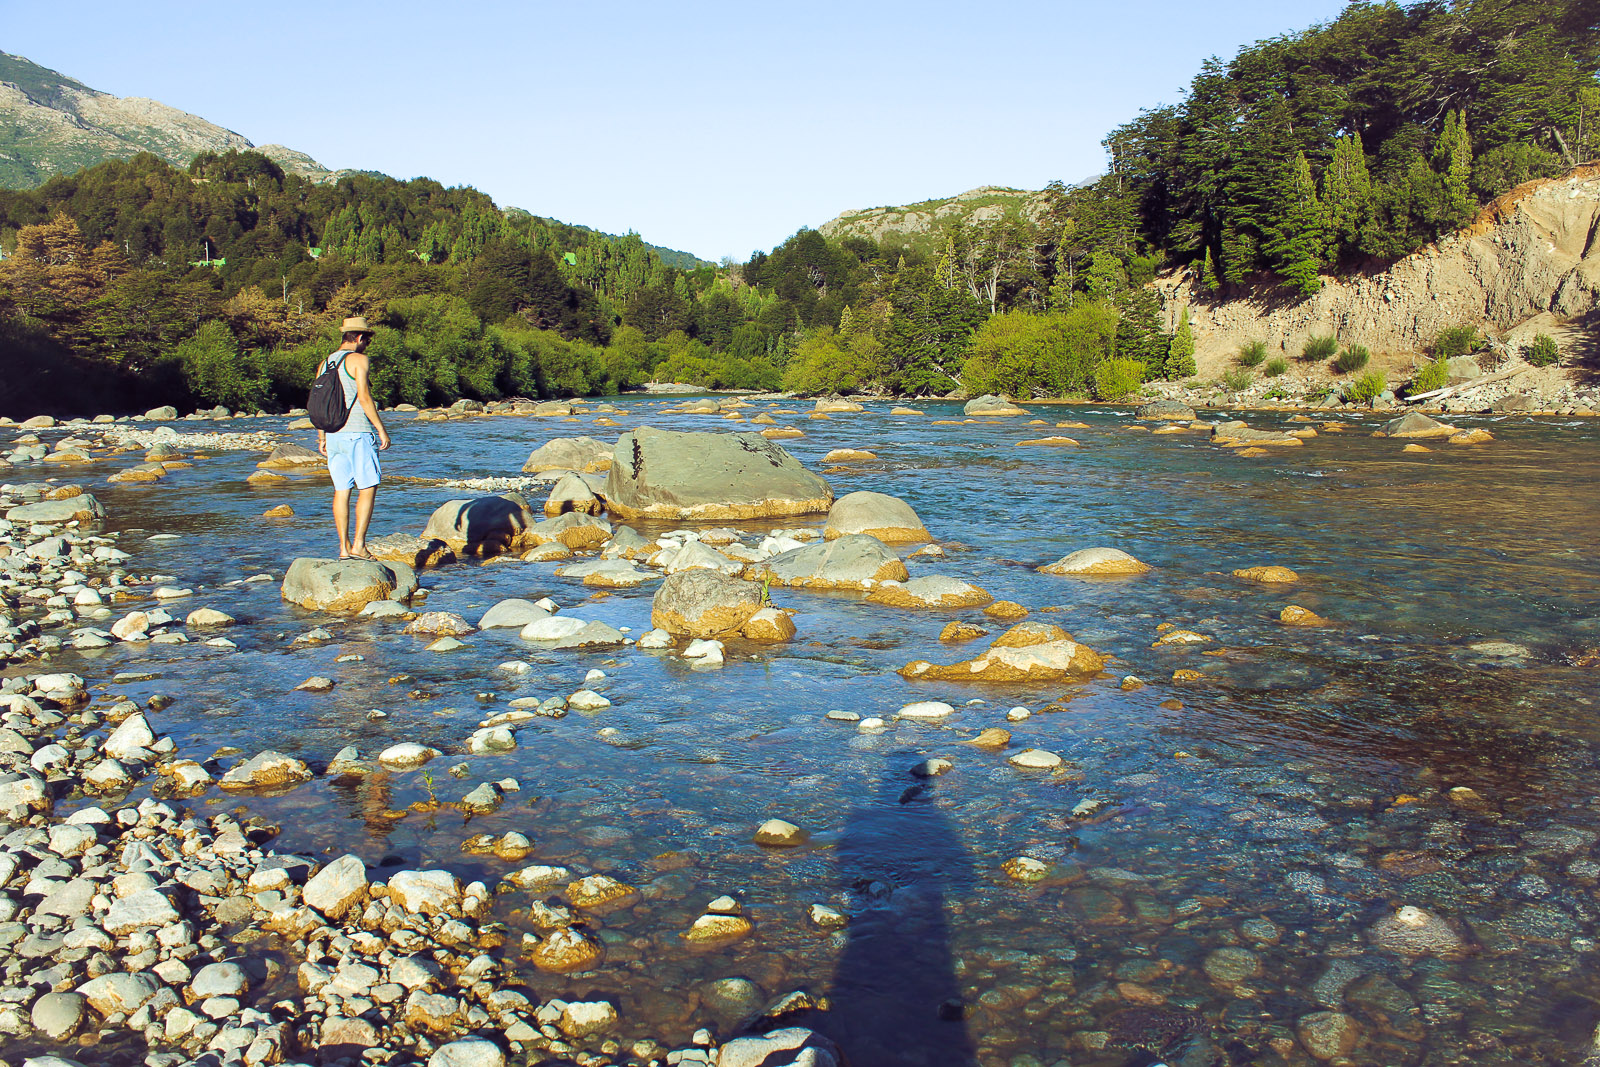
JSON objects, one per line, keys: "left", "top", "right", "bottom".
{"left": 325, "top": 351, "right": 351, "bottom": 373}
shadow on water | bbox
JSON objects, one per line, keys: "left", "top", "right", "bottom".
{"left": 816, "top": 751, "right": 978, "bottom": 1066}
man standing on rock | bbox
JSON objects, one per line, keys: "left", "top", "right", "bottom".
{"left": 317, "top": 317, "right": 391, "bottom": 560}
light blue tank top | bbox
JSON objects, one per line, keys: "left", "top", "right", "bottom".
{"left": 324, "top": 350, "right": 372, "bottom": 435}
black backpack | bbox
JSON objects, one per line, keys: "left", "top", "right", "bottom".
{"left": 307, "top": 352, "right": 352, "bottom": 432}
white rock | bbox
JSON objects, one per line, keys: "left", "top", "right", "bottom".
{"left": 568, "top": 689, "right": 611, "bottom": 711}
{"left": 378, "top": 743, "right": 441, "bottom": 768}
{"left": 1008, "top": 748, "right": 1063, "bottom": 769}
{"left": 899, "top": 701, "right": 955, "bottom": 719}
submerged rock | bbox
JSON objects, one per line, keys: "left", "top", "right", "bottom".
{"left": 1039, "top": 547, "right": 1150, "bottom": 576}
{"left": 900, "top": 622, "right": 1104, "bottom": 682}
{"left": 1369, "top": 905, "right": 1466, "bottom": 956}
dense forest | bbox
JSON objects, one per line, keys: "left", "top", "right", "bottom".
{"left": 0, "top": 0, "right": 1594, "bottom": 416}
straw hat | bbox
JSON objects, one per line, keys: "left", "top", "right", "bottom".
{"left": 341, "top": 316, "right": 374, "bottom": 335}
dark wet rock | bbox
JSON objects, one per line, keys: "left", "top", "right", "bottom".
{"left": 604, "top": 427, "right": 832, "bottom": 521}
{"left": 281, "top": 558, "right": 418, "bottom": 613}
{"left": 1297, "top": 1011, "right": 1361, "bottom": 1060}
{"left": 1369, "top": 905, "right": 1466, "bottom": 955}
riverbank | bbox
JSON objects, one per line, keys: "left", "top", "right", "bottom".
{"left": 3, "top": 397, "right": 1600, "bottom": 1066}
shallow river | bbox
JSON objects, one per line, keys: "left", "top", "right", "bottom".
{"left": 15, "top": 398, "right": 1600, "bottom": 1066}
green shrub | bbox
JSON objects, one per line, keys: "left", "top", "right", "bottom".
{"left": 1221, "top": 368, "right": 1253, "bottom": 392}
{"left": 1410, "top": 357, "right": 1449, "bottom": 394}
{"left": 1301, "top": 334, "right": 1338, "bottom": 362}
{"left": 1522, "top": 333, "right": 1560, "bottom": 367}
{"left": 1332, "top": 344, "right": 1370, "bottom": 374}
{"left": 1346, "top": 370, "right": 1387, "bottom": 403}
{"left": 1237, "top": 340, "right": 1268, "bottom": 367}
{"left": 1092, "top": 358, "right": 1147, "bottom": 401}
{"left": 1264, "top": 386, "right": 1289, "bottom": 400}
{"left": 1264, "top": 357, "right": 1289, "bottom": 377}
{"left": 1432, "top": 325, "right": 1482, "bottom": 358}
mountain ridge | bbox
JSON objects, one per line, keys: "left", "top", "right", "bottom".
{"left": 0, "top": 49, "right": 714, "bottom": 269}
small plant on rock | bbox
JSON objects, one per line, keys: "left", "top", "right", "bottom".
{"left": 1410, "top": 357, "right": 1449, "bottom": 394}
{"left": 1301, "top": 334, "right": 1338, "bottom": 362}
{"left": 1221, "top": 368, "right": 1253, "bottom": 392}
{"left": 1522, "top": 333, "right": 1560, "bottom": 367}
{"left": 1433, "top": 325, "right": 1483, "bottom": 358}
{"left": 1264, "top": 357, "right": 1289, "bottom": 377}
{"left": 1346, "top": 370, "right": 1387, "bottom": 403}
{"left": 1333, "top": 344, "right": 1370, "bottom": 374}
{"left": 1238, "top": 340, "right": 1268, "bottom": 367}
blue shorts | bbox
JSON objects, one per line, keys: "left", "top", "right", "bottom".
{"left": 327, "top": 432, "right": 381, "bottom": 491}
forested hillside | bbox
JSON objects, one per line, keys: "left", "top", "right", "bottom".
{"left": 0, "top": 0, "right": 1595, "bottom": 416}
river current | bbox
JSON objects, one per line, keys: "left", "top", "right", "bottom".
{"left": 14, "top": 397, "right": 1600, "bottom": 1066}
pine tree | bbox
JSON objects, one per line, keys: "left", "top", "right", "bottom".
{"left": 1199, "top": 247, "right": 1220, "bottom": 294}
{"left": 1165, "top": 306, "right": 1196, "bottom": 379}
{"left": 1322, "top": 133, "right": 1374, "bottom": 261}
{"left": 1266, "top": 153, "right": 1329, "bottom": 295}
{"left": 1433, "top": 110, "right": 1474, "bottom": 229}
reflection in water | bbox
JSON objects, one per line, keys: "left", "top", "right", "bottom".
{"left": 824, "top": 753, "right": 977, "bottom": 1066}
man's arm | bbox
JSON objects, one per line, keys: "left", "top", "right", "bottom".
{"left": 350, "top": 354, "right": 391, "bottom": 450}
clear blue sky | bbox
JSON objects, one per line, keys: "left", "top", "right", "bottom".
{"left": 9, "top": 0, "right": 1350, "bottom": 262}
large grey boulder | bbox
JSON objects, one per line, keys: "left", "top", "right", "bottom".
{"left": 422, "top": 494, "right": 539, "bottom": 557}
{"left": 5, "top": 494, "right": 105, "bottom": 525}
{"left": 1136, "top": 399, "right": 1197, "bottom": 420}
{"left": 282, "top": 558, "right": 418, "bottom": 613}
{"left": 963, "top": 394, "right": 1028, "bottom": 416}
{"left": 143, "top": 406, "right": 178, "bottom": 420}
{"left": 746, "top": 534, "right": 909, "bottom": 590}
{"left": 651, "top": 570, "right": 764, "bottom": 637}
{"left": 604, "top": 427, "right": 832, "bottom": 521}
{"left": 824, "top": 490, "right": 929, "bottom": 543}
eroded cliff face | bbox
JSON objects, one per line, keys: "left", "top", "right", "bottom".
{"left": 1165, "top": 166, "right": 1600, "bottom": 371}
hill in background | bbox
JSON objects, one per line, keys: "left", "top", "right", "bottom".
{"left": 0, "top": 50, "right": 711, "bottom": 269}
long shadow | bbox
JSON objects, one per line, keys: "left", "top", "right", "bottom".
{"left": 819, "top": 751, "right": 978, "bottom": 1066}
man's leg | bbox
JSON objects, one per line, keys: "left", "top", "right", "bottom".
{"left": 332, "top": 488, "right": 352, "bottom": 556}
{"left": 351, "top": 487, "right": 377, "bottom": 555}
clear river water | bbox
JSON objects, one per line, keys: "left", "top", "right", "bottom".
{"left": 14, "top": 397, "right": 1600, "bottom": 1067}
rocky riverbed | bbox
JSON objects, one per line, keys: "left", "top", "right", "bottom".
{"left": 2, "top": 396, "right": 1599, "bottom": 1067}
